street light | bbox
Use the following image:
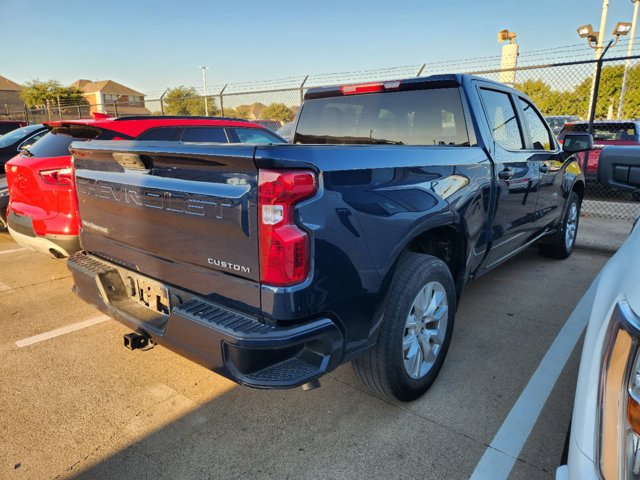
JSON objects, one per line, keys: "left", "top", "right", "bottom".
{"left": 577, "top": 21, "right": 632, "bottom": 50}
{"left": 613, "top": 21, "right": 633, "bottom": 35}
{"left": 578, "top": 1, "right": 632, "bottom": 120}
{"left": 199, "top": 66, "right": 209, "bottom": 116}
{"left": 577, "top": 24, "right": 599, "bottom": 45}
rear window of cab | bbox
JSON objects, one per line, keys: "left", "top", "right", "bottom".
{"left": 293, "top": 87, "right": 470, "bottom": 146}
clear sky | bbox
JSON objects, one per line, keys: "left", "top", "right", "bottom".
{"left": 2, "top": 0, "right": 638, "bottom": 97}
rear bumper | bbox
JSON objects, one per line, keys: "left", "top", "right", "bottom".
{"left": 7, "top": 210, "right": 80, "bottom": 257}
{"left": 67, "top": 252, "right": 344, "bottom": 389}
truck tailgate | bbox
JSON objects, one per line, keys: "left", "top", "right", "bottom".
{"left": 71, "top": 141, "right": 260, "bottom": 309}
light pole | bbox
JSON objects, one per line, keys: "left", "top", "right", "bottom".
{"left": 199, "top": 66, "right": 209, "bottom": 116}
{"left": 617, "top": 0, "right": 640, "bottom": 119}
{"left": 577, "top": 17, "right": 632, "bottom": 119}
{"left": 497, "top": 29, "right": 519, "bottom": 87}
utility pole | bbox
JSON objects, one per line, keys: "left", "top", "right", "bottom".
{"left": 617, "top": 0, "right": 639, "bottom": 118}
{"left": 199, "top": 66, "right": 209, "bottom": 116}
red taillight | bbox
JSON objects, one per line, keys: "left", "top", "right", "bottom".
{"left": 340, "top": 82, "right": 384, "bottom": 95}
{"left": 39, "top": 167, "right": 73, "bottom": 186}
{"left": 258, "top": 169, "right": 317, "bottom": 286}
{"left": 339, "top": 81, "right": 401, "bottom": 95}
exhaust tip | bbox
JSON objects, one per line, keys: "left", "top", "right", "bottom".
{"left": 49, "top": 248, "right": 65, "bottom": 259}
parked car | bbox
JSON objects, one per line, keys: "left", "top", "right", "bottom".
{"left": 557, "top": 146, "right": 640, "bottom": 480}
{"left": 0, "top": 120, "right": 27, "bottom": 136}
{"left": 546, "top": 115, "right": 579, "bottom": 135}
{"left": 0, "top": 124, "right": 48, "bottom": 231}
{"left": 558, "top": 120, "right": 640, "bottom": 181}
{"left": 67, "top": 74, "right": 590, "bottom": 402}
{"left": 5, "top": 116, "right": 285, "bottom": 258}
{"left": 0, "top": 124, "right": 47, "bottom": 165}
{"left": 276, "top": 121, "right": 295, "bottom": 141}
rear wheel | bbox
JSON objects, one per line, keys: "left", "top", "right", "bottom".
{"left": 539, "top": 191, "right": 580, "bottom": 259}
{"left": 353, "top": 253, "right": 456, "bottom": 402}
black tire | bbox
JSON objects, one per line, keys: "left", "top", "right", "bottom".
{"left": 538, "top": 191, "right": 581, "bottom": 259}
{"left": 0, "top": 214, "right": 7, "bottom": 232}
{"left": 352, "top": 253, "right": 456, "bottom": 402}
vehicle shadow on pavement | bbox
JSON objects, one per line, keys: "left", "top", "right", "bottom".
{"left": 69, "top": 372, "right": 489, "bottom": 480}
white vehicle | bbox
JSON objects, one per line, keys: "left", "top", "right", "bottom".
{"left": 558, "top": 146, "right": 640, "bottom": 479}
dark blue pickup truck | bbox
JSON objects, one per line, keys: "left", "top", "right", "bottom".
{"left": 68, "top": 74, "right": 592, "bottom": 401}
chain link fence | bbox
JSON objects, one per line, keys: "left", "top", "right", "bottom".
{"left": 465, "top": 54, "right": 640, "bottom": 221}
{"left": 2, "top": 50, "right": 639, "bottom": 221}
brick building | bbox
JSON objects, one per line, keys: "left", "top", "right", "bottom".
{"left": 70, "top": 79, "right": 150, "bottom": 116}
{"left": 0, "top": 75, "right": 25, "bottom": 115}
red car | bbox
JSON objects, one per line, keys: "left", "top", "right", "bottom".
{"left": 558, "top": 120, "right": 640, "bottom": 180}
{"left": 5, "top": 115, "right": 285, "bottom": 257}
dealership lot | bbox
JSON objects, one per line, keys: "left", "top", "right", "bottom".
{"left": 0, "top": 231, "right": 610, "bottom": 480}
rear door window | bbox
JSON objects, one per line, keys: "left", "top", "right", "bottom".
{"left": 518, "top": 98, "right": 553, "bottom": 150}
{"left": 136, "top": 127, "right": 179, "bottom": 141}
{"left": 479, "top": 88, "right": 524, "bottom": 151}
{"left": 181, "top": 127, "right": 228, "bottom": 143}
{"left": 294, "top": 87, "right": 470, "bottom": 146}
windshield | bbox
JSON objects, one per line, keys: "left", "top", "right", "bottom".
{"left": 294, "top": 87, "right": 470, "bottom": 146}
{"left": 0, "top": 125, "right": 44, "bottom": 148}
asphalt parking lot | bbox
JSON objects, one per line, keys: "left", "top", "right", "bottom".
{"left": 0, "top": 230, "right": 611, "bottom": 480}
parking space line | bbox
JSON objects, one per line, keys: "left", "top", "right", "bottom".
{"left": 0, "top": 247, "right": 27, "bottom": 255}
{"left": 469, "top": 276, "right": 600, "bottom": 480}
{"left": 15, "top": 315, "right": 110, "bottom": 348}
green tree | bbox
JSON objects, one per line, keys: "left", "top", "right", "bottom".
{"left": 560, "top": 64, "right": 640, "bottom": 119}
{"left": 513, "top": 79, "right": 574, "bottom": 116}
{"left": 260, "top": 103, "right": 294, "bottom": 123}
{"left": 163, "top": 86, "right": 219, "bottom": 116}
{"left": 222, "top": 107, "right": 249, "bottom": 119}
{"left": 620, "top": 64, "right": 640, "bottom": 118}
{"left": 20, "top": 79, "right": 87, "bottom": 108}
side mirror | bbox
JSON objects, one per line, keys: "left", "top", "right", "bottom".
{"left": 598, "top": 146, "right": 640, "bottom": 192}
{"left": 562, "top": 132, "right": 593, "bottom": 153}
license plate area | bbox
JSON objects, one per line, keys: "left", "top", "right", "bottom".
{"left": 132, "top": 276, "right": 170, "bottom": 314}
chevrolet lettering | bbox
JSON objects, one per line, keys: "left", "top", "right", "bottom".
{"left": 76, "top": 178, "right": 233, "bottom": 218}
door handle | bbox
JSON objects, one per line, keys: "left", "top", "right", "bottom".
{"left": 540, "top": 164, "right": 550, "bottom": 173}
{"left": 498, "top": 168, "right": 514, "bottom": 180}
